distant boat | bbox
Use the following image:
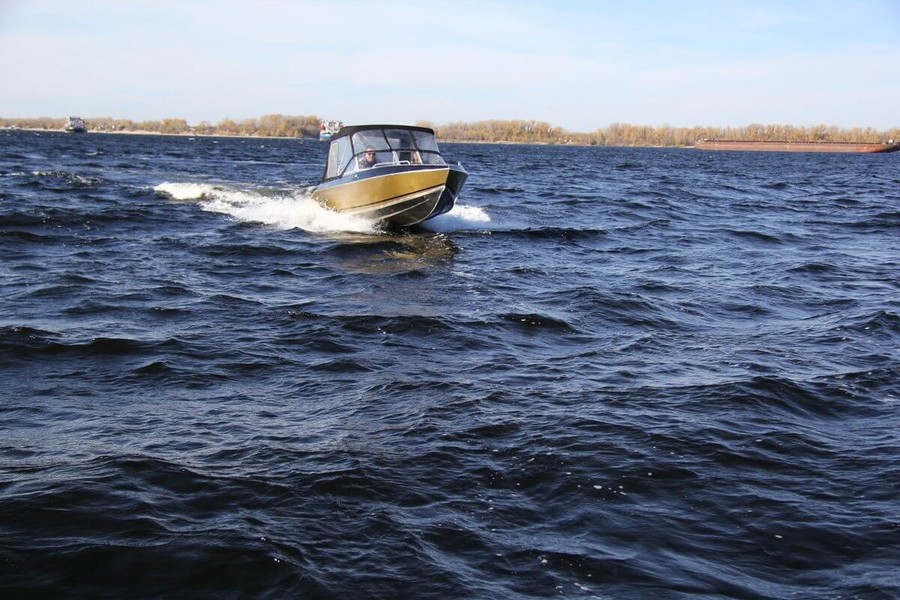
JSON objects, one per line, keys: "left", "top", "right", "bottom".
{"left": 319, "top": 120, "right": 343, "bottom": 141}
{"left": 694, "top": 139, "right": 900, "bottom": 153}
{"left": 312, "top": 124, "right": 468, "bottom": 228}
{"left": 65, "top": 116, "right": 87, "bottom": 133}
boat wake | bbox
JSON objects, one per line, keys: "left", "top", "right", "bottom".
{"left": 154, "top": 182, "right": 379, "bottom": 233}
{"left": 154, "top": 181, "right": 491, "bottom": 234}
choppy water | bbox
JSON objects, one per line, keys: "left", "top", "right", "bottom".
{"left": 1, "top": 129, "right": 898, "bottom": 599}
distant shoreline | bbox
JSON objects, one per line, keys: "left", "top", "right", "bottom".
{"left": 6, "top": 126, "right": 317, "bottom": 142}
{"left": 5, "top": 126, "right": 692, "bottom": 148}
{"left": 5, "top": 119, "right": 898, "bottom": 149}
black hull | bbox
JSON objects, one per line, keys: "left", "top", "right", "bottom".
{"left": 431, "top": 164, "right": 468, "bottom": 221}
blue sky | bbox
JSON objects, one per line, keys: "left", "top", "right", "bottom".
{"left": 1, "top": 0, "right": 898, "bottom": 131}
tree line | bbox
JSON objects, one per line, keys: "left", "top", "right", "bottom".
{"left": 2, "top": 114, "right": 897, "bottom": 146}
{"left": 0, "top": 114, "right": 322, "bottom": 138}
{"left": 428, "top": 120, "right": 899, "bottom": 146}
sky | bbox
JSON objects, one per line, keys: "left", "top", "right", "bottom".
{"left": 1, "top": 0, "right": 898, "bottom": 132}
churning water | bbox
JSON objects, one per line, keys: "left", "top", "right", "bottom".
{"left": 1, "top": 130, "right": 898, "bottom": 598}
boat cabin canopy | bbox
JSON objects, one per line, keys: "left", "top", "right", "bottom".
{"left": 323, "top": 124, "right": 447, "bottom": 180}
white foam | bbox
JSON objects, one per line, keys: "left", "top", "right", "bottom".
{"left": 154, "top": 182, "right": 379, "bottom": 233}
{"left": 422, "top": 203, "right": 492, "bottom": 232}
{"left": 154, "top": 182, "right": 218, "bottom": 201}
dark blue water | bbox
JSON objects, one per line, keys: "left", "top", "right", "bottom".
{"left": 1, "top": 129, "right": 898, "bottom": 599}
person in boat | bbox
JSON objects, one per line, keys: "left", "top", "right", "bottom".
{"left": 401, "top": 147, "right": 422, "bottom": 164}
{"left": 358, "top": 147, "right": 378, "bottom": 169}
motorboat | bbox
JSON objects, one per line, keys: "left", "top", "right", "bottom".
{"left": 65, "top": 116, "right": 87, "bottom": 133}
{"left": 319, "top": 120, "right": 343, "bottom": 141}
{"left": 312, "top": 124, "right": 467, "bottom": 227}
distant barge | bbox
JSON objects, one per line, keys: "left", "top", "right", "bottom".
{"left": 694, "top": 139, "right": 900, "bottom": 154}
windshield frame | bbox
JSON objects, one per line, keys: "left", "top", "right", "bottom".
{"left": 322, "top": 125, "right": 447, "bottom": 180}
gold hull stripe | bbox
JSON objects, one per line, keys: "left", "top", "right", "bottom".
{"left": 342, "top": 185, "right": 445, "bottom": 218}
{"left": 313, "top": 168, "right": 449, "bottom": 213}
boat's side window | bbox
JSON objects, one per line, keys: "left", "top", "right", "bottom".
{"left": 351, "top": 131, "right": 392, "bottom": 169}
{"left": 327, "top": 137, "right": 356, "bottom": 178}
{"left": 412, "top": 130, "right": 440, "bottom": 152}
{"left": 412, "top": 130, "right": 446, "bottom": 165}
{"left": 419, "top": 152, "right": 444, "bottom": 165}
{"left": 352, "top": 132, "right": 389, "bottom": 153}
{"left": 386, "top": 129, "right": 423, "bottom": 165}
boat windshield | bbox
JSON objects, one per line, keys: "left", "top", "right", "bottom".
{"left": 324, "top": 127, "right": 447, "bottom": 179}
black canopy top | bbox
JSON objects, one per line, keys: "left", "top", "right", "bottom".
{"left": 329, "top": 124, "right": 435, "bottom": 141}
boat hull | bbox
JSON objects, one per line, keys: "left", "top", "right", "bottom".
{"left": 694, "top": 140, "right": 900, "bottom": 153}
{"left": 312, "top": 164, "right": 468, "bottom": 227}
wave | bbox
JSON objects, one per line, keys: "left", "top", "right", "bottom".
{"left": 499, "top": 312, "right": 575, "bottom": 331}
{"left": 484, "top": 226, "right": 608, "bottom": 242}
{"left": 725, "top": 229, "right": 784, "bottom": 244}
{"left": 473, "top": 185, "right": 526, "bottom": 194}
{"left": 0, "top": 230, "right": 53, "bottom": 243}
{"left": 841, "top": 309, "right": 900, "bottom": 336}
{"left": 30, "top": 170, "right": 105, "bottom": 188}
{"left": 0, "top": 326, "right": 199, "bottom": 359}
{"left": 787, "top": 262, "right": 838, "bottom": 274}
